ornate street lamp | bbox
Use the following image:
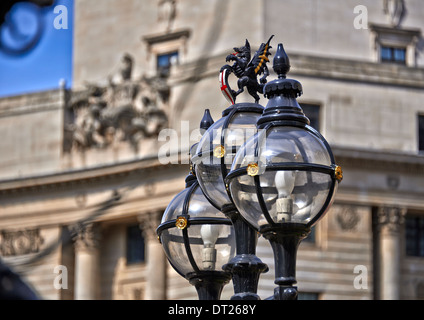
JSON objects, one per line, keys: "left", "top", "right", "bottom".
{"left": 158, "top": 37, "right": 341, "bottom": 301}
{"left": 156, "top": 173, "right": 235, "bottom": 300}
{"left": 189, "top": 37, "right": 278, "bottom": 300}
{"left": 225, "top": 43, "right": 343, "bottom": 300}
{"left": 191, "top": 102, "right": 268, "bottom": 300}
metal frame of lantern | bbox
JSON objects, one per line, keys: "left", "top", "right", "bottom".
{"left": 192, "top": 103, "right": 264, "bottom": 212}
{"left": 225, "top": 121, "right": 341, "bottom": 232}
{"left": 157, "top": 37, "right": 343, "bottom": 301}
{"left": 225, "top": 43, "right": 343, "bottom": 300}
{"left": 192, "top": 103, "right": 269, "bottom": 300}
{"left": 156, "top": 174, "right": 235, "bottom": 300}
{"left": 225, "top": 121, "right": 341, "bottom": 301}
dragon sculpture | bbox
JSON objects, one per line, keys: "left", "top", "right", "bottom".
{"left": 220, "top": 35, "right": 274, "bottom": 104}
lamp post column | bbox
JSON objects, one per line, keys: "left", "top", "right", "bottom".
{"left": 377, "top": 206, "right": 406, "bottom": 300}
{"left": 222, "top": 205, "right": 268, "bottom": 300}
{"left": 262, "top": 224, "right": 311, "bottom": 300}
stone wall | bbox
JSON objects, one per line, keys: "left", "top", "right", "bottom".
{"left": 0, "top": 89, "right": 65, "bottom": 180}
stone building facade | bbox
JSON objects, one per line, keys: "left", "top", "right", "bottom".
{"left": 1, "top": 0, "right": 424, "bottom": 300}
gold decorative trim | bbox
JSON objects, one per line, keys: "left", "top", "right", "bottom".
{"left": 335, "top": 165, "right": 343, "bottom": 182}
{"left": 176, "top": 216, "right": 188, "bottom": 230}
{"left": 214, "top": 145, "right": 225, "bottom": 159}
{"left": 247, "top": 163, "right": 260, "bottom": 177}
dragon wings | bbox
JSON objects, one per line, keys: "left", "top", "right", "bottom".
{"left": 248, "top": 35, "right": 274, "bottom": 76}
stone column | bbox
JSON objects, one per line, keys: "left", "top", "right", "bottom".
{"left": 71, "top": 223, "right": 101, "bottom": 300}
{"left": 139, "top": 211, "right": 167, "bottom": 300}
{"left": 377, "top": 207, "right": 406, "bottom": 300}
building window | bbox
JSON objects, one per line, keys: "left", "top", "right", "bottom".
{"left": 143, "top": 29, "right": 190, "bottom": 76}
{"left": 126, "top": 225, "right": 145, "bottom": 264}
{"left": 405, "top": 215, "right": 424, "bottom": 257}
{"left": 157, "top": 51, "right": 179, "bottom": 76}
{"left": 369, "top": 24, "right": 421, "bottom": 67}
{"left": 419, "top": 115, "right": 424, "bottom": 153}
{"left": 380, "top": 46, "right": 406, "bottom": 64}
{"left": 301, "top": 103, "right": 321, "bottom": 131}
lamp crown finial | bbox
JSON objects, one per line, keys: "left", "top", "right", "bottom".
{"left": 200, "top": 109, "right": 214, "bottom": 134}
{"left": 273, "top": 43, "right": 291, "bottom": 79}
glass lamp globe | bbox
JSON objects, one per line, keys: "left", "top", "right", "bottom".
{"left": 192, "top": 103, "right": 264, "bottom": 211}
{"left": 225, "top": 43, "right": 343, "bottom": 300}
{"left": 227, "top": 122, "right": 340, "bottom": 231}
{"left": 157, "top": 174, "right": 235, "bottom": 299}
{"left": 226, "top": 44, "right": 342, "bottom": 233}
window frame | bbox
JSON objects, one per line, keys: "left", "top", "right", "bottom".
{"left": 156, "top": 50, "right": 179, "bottom": 76}
{"left": 405, "top": 214, "right": 424, "bottom": 258}
{"left": 369, "top": 24, "right": 421, "bottom": 67}
{"left": 143, "top": 29, "right": 190, "bottom": 75}
{"left": 380, "top": 46, "right": 407, "bottom": 65}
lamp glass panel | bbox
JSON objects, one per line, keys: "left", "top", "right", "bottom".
{"left": 229, "top": 126, "right": 334, "bottom": 229}
{"left": 194, "top": 111, "right": 261, "bottom": 209}
{"left": 160, "top": 185, "right": 235, "bottom": 275}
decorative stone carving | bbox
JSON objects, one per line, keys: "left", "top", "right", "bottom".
{"left": 138, "top": 211, "right": 163, "bottom": 241}
{"left": 158, "top": 0, "right": 177, "bottom": 32}
{"left": 377, "top": 206, "right": 406, "bottom": 234}
{"left": 336, "top": 206, "right": 360, "bottom": 231}
{"left": 65, "top": 53, "right": 169, "bottom": 153}
{"left": 75, "top": 192, "right": 87, "bottom": 209}
{"left": 70, "top": 223, "right": 101, "bottom": 251}
{"left": 120, "top": 53, "right": 134, "bottom": 82}
{"left": 387, "top": 174, "right": 400, "bottom": 190}
{"left": 0, "top": 229, "right": 44, "bottom": 257}
{"left": 383, "top": 0, "right": 405, "bottom": 28}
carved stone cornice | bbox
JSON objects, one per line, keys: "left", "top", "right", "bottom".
{"left": 171, "top": 50, "right": 424, "bottom": 90}
{"left": 70, "top": 223, "right": 101, "bottom": 251}
{"left": 0, "top": 155, "right": 180, "bottom": 197}
{"left": 377, "top": 206, "right": 406, "bottom": 235}
{"left": 332, "top": 146, "right": 424, "bottom": 175}
{"left": 0, "top": 89, "right": 65, "bottom": 118}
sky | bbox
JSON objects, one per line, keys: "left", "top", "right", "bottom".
{"left": 0, "top": 0, "right": 73, "bottom": 98}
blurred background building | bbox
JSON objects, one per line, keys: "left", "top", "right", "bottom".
{"left": 0, "top": 0, "right": 424, "bottom": 300}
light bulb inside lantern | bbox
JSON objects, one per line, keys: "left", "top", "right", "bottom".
{"left": 200, "top": 225, "right": 220, "bottom": 270}
{"left": 274, "top": 171, "right": 296, "bottom": 222}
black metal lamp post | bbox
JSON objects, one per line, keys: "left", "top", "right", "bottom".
{"left": 225, "top": 43, "right": 342, "bottom": 300}
{"left": 158, "top": 37, "right": 341, "bottom": 301}
{"left": 191, "top": 103, "right": 268, "bottom": 300}
{"left": 156, "top": 173, "right": 235, "bottom": 300}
